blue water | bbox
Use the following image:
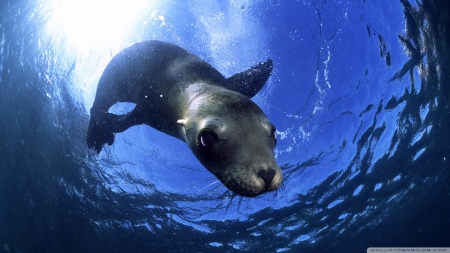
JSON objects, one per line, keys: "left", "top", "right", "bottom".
{"left": 1, "top": 0, "right": 449, "bottom": 252}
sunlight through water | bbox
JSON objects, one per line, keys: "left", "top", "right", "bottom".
{"left": 43, "top": 0, "right": 160, "bottom": 108}
{"left": 45, "top": 0, "right": 155, "bottom": 52}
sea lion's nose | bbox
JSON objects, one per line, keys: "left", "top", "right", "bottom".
{"left": 258, "top": 169, "right": 276, "bottom": 190}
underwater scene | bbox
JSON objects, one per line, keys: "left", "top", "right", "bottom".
{"left": 1, "top": 0, "right": 449, "bottom": 252}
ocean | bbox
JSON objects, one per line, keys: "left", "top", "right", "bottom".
{"left": 1, "top": 0, "right": 449, "bottom": 252}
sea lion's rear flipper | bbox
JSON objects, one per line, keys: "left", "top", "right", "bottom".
{"left": 225, "top": 59, "right": 273, "bottom": 98}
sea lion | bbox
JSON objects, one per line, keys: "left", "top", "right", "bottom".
{"left": 87, "top": 40, "right": 282, "bottom": 197}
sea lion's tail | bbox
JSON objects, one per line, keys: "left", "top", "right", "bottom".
{"left": 86, "top": 111, "right": 118, "bottom": 154}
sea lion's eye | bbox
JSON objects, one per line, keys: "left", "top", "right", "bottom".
{"left": 198, "top": 129, "right": 219, "bottom": 148}
{"left": 270, "top": 126, "right": 277, "bottom": 146}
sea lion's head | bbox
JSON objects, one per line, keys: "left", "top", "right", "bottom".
{"left": 179, "top": 90, "right": 283, "bottom": 197}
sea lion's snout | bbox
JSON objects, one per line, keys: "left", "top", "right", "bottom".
{"left": 224, "top": 163, "right": 282, "bottom": 197}
{"left": 253, "top": 163, "right": 283, "bottom": 195}
{"left": 258, "top": 168, "right": 277, "bottom": 191}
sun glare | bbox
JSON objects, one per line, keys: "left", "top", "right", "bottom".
{"left": 43, "top": 0, "right": 160, "bottom": 109}
{"left": 46, "top": 0, "right": 156, "bottom": 52}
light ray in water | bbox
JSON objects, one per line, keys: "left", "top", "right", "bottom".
{"left": 41, "top": 0, "right": 161, "bottom": 108}
{"left": 44, "top": 0, "right": 157, "bottom": 53}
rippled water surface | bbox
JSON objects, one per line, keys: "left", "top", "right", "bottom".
{"left": 1, "top": 0, "right": 449, "bottom": 252}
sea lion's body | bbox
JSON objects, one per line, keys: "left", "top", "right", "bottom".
{"left": 87, "top": 40, "right": 282, "bottom": 197}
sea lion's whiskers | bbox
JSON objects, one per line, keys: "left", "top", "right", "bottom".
{"left": 193, "top": 180, "right": 227, "bottom": 200}
{"left": 216, "top": 189, "right": 230, "bottom": 200}
{"left": 197, "top": 180, "right": 222, "bottom": 194}
{"left": 211, "top": 190, "right": 233, "bottom": 212}
{"left": 236, "top": 195, "right": 245, "bottom": 210}
{"left": 224, "top": 193, "right": 238, "bottom": 213}
{"left": 185, "top": 176, "right": 218, "bottom": 190}
{"left": 266, "top": 176, "right": 287, "bottom": 202}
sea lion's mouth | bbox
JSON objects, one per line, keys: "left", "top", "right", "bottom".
{"left": 218, "top": 167, "right": 283, "bottom": 197}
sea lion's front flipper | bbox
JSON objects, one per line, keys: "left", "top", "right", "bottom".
{"left": 87, "top": 107, "right": 145, "bottom": 154}
{"left": 87, "top": 112, "right": 121, "bottom": 154}
{"left": 225, "top": 59, "right": 273, "bottom": 98}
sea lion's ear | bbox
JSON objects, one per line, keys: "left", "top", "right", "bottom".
{"left": 177, "top": 119, "right": 187, "bottom": 126}
{"left": 224, "top": 59, "right": 273, "bottom": 98}
{"left": 177, "top": 119, "right": 189, "bottom": 142}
